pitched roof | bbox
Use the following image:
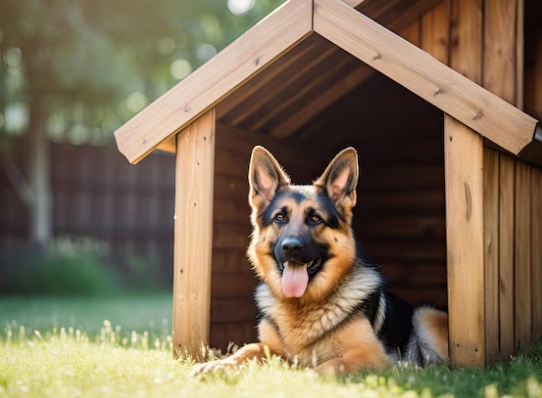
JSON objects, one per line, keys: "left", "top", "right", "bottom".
{"left": 114, "top": 0, "right": 539, "bottom": 165}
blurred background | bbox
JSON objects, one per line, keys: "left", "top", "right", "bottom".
{"left": 0, "top": 0, "right": 284, "bottom": 297}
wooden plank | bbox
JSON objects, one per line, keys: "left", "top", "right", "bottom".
{"left": 229, "top": 43, "right": 339, "bottom": 127}
{"left": 272, "top": 3, "right": 435, "bottom": 139}
{"left": 216, "top": 36, "right": 320, "bottom": 120}
{"left": 211, "top": 298, "right": 257, "bottom": 324}
{"left": 532, "top": 167, "right": 542, "bottom": 340}
{"left": 271, "top": 64, "right": 374, "bottom": 138}
{"left": 483, "top": 0, "right": 519, "bottom": 105}
{"left": 444, "top": 116, "right": 485, "bottom": 367}
{"left": 114, "top": 0, "right": 312, "bottom": 164}
{"left": 449, "top": 0, "right": 482, "bottom": 84}
{"left": 210, "top": 321, "right": 258, "bottom": 350}
{"left": 173, "top": 110, "right": 216, "bottom": 360}
{"left": 514, "top": 161, "right": 531, "bottom": 351}
{"left": 313, "top": 0, "right": 537, "bottom": 156}
{"left": 499, "top": 154, "right": 515, "bottom": 360}
{"left": 401, "top": 20, "right": 420, "bottom": 46}
{"left": 420, "top": 1, "right": 449, "bottom": 65}
{"left": 483, "top": 148, "right": 500, "bottom": 365}
{"left": 516, "top": 0, "right": 524, "bottom": 110}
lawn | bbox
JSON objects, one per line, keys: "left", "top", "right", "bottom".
{"left": 1, "top": 295, "right": 541, "bottom": 398}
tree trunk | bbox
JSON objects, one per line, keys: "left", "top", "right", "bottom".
{"left": 27, "top": 92, "right": 52, "bottom": 251}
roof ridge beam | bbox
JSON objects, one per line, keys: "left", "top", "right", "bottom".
{"left": 313, "top": 0, "right": 538, "bottom": 156}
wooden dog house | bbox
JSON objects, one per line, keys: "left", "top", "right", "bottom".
{"left": 114, "top": 0, "right": 542, "bottom": 367}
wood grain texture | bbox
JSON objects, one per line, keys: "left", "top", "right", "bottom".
{"left": 444, "top": 117, "right": 485, "bottom": 366}
{"left": 514, "top": 161, "right": 532, "bottom": 351}
{"left": 515, "top": 0, "right": 524, "bottom": 110}
{"left": 444, "top": 115, "right": 485, "bottom": 367}
{"left": 313, "top": 0, "right": 537, "bottom": 155}
{"left": 114, "top": 0, "right": 312, "bottom": 164}
{"left": 532, "top": 167, "right": 542, "bottom": 340}
{"left": 499, "top": 154, "right": 515, "bottom": 360}
{"left": 272, "top": 1, "right": 444, "bottom": 139}
{"left": 173, "top": 110, "right": 216, "bottom": 360}
{"left": 420, "top": 1, "right": 449, "bottom": 65}
{"left": 450, "top": 0, "right": 482, "bottom": 84}
{"left": 483, "top": 148, "right": 500, "bottom": 365}
{"left": 483, "top": 0, "right": 519, "bottom": 105}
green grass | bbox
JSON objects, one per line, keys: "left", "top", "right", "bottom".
{"left": 1, "top": 296, "right": 541, "bottom": 398}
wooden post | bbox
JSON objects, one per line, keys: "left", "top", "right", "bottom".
{"left": 173, "top": 110, "right": 216, "bottom": 360}
{"left": 446, "top": 0, "right": 485, "bottom": 368}
{"left": 444, "top": 116, "right": 485, "bottom": 367}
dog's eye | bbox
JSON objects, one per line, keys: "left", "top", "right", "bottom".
{"left": 310, "top": 215, "right": 322, "bottom": 224}
{"left": 274, "top": 213, "right": 285, "bottom": 222}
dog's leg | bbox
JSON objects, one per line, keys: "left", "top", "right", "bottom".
{"left": 190, "top": 319, "right": 284, "bottom": 376}
{"left": 314, "top": 317, "right": 391, "bottom": 375}
{"left": 190, "top": 342, "right": 279, "bottom": 376}
{"left": 313, "top": 346, "right": 392, "bottom": 375}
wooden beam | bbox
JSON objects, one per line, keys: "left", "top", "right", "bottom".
{"left": 445, "top": 0, "right": 484, "bottom": 368}
{"left": 173, "top": 110, "right": 216, "bottom": 360}
{"left": 313, "top": 0, "right": 537, "bottom": 156}
{"left": 498, "top": 154, "right": 515, "bottom": 360}
{"left": 114, "top": 0, "right": 312, "bottom": 164}
{"left": 273, "top": 0, "right": 443, "bottom": 139}
{"left": 514, "top": 162, "right": 532, "bottom": 351}
{"left": 444, "top": 116, "right": 485, "bottom": 367}
{"left": 483, "top": 149, "right": 500, "bottom": 365}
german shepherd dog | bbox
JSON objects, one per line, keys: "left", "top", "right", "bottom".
{"left": 192, "top": 146, "right": 448, "bottom": 376}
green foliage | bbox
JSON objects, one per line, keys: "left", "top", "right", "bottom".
{"left": 0, "top": 0, "right": 286, "bottom": 145}
{"left": 4, "top": 237, "right": 120, "bottom": 296}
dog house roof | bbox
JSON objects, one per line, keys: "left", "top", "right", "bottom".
{"left": 114, "top": 0, "right": 541, "bottom": 165}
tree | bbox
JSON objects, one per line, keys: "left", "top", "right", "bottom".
{"left": 0, "top": 0, "right": 284, "bottom": 250}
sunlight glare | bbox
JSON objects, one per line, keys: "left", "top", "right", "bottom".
{"left": 227, "top": 0, "right": 255, "bottom": 15}
{"left": 170, "top": 59, "right": 192, "bottom": 80}
{"left": 126, "top": 92, "right": 148, "bottom": 113}
{"left": 197, "top": 43, "right": 217, "bottom": 62}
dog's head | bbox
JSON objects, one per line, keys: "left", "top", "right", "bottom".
{"left": 247, "top": 146, "right": 359, "bottom": 302}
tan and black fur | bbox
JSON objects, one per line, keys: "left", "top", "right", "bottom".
{"left": 192, "top": 146, "right": 448, "bottom": 376}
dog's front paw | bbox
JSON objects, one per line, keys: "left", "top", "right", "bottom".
{"left": 189, "top": 359, "right": 237, "bottom": 377}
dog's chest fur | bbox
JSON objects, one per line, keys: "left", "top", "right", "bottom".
{"left": 255, "top": 267, "right": 382, "bottom": 366}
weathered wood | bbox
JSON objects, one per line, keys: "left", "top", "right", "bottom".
{"left": 532, "top": 167, "right": 542, "bottom": 340}
{"left": 114, "top": 0, "right": 312, "bottom": 164}
{"left": 483, "top": 148, "right": 500, "bottom": 365}
{"left": 444, "top": 116, "right": 485, "bottom": 367}
{"left": 514, "top": 161, "right": 532, "bottom": 351}
{"left": 313, "top": 0, "right": 537, "bottom": 156}
{"left": 499, "top": 154, "right": 515, "bottom": 360}
{"left": 173, "top": 110, "right": 216, "bottom": 360}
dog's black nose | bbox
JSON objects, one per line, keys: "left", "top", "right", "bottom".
{"left": 281, "top": 238, "right": 302, "bottom": 254}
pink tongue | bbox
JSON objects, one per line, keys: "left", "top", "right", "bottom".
{"left": 281, "top": 262, "right": 309, "bottom": 298}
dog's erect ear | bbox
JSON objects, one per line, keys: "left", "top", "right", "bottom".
{"left": 315, "top": 147, "right": 359, "bottom": 209}
{"left": 248, "top": 146, "right": 290, "bottom": 209}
